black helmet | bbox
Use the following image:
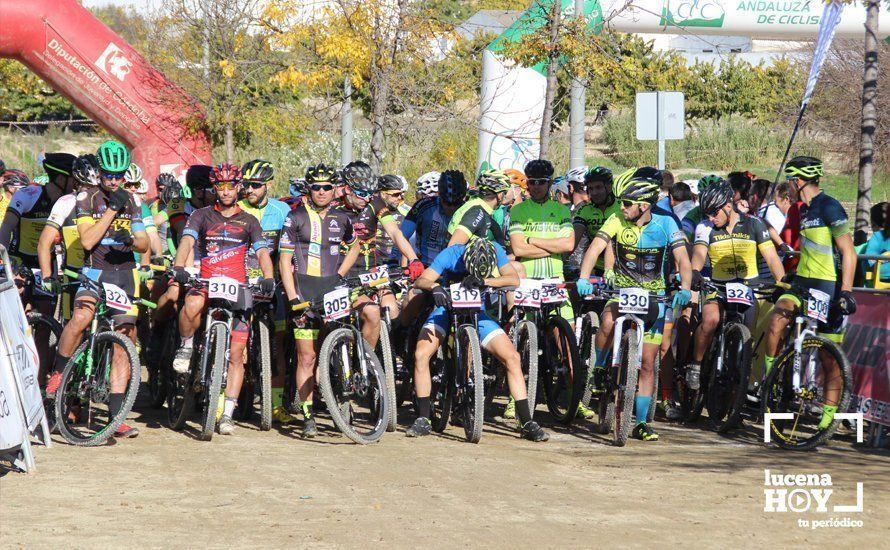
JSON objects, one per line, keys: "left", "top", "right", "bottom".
{"left": 156, "top": 172, "right": 178, "bottom": 189}
{"left": 633, "top": 166, "right": 663, "bottom": 184}
{"left": 524, "top": 159, "right": 554, "bottom": 180}
{"left": 378, "top": 174, "right": 403, "bottom": 192}
{"left": 305, "top": 163, "right": 336, "bottom": 184}
{"left": 699, "top": 181, "right": 734, "bottom": 216}
{"left": 341, "top": 161, "right": 377, "bottom": 194}
{"left": 43, "top": 152, "right": 77, "bottom": 178}
{"left": 242, "top": 159, "right": 274, "bottom": 183}
{"left": 186, "top": 164, "right": 213, "bottom": 190}
{"left": 72, "top": 154, "right": 100, "bottom": 187}
{"left": 463, "top": 238, "right": 497, "bottom": 279}
{"left": 439, "top": 170, "right": 468, "bottom": 205}
{"left": 584, "top": 166, "right": 613, "bottom": 187}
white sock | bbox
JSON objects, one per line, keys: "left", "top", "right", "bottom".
{"left": 223, "top": 397, "right": 236, "bottom": 418}
{"left": 182, "top": 336, "right": 194, "bottom": 348}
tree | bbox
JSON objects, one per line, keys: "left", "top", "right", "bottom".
{"left": 857, "top": 0, "right": 879, "bottom": 243}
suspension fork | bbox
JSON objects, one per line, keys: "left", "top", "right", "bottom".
{"left": 791, "top": 317, "right": 817, "bottom": 392}
{"left": 610, "top": 314, "right": 643, "bottom": 370}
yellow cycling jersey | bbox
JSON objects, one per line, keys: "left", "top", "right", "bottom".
{"left": 693, "top": 213, "right": 774, "bottom": 281}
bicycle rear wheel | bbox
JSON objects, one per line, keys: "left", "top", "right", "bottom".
{"left": 578, "top": 312, "right": 599, "bottom": 411}
{"left": 55, "top": 331, "right": 140, "bottom": 446}
{"left": 541, "top": 316, "right": 584, "bottom": 425}
{"left": 762, "top": 336, "right": 851, "bottom": 451}
{"left": 430, "top": 347, "right": 453, "bottom": 433}
{"left": 706, "top": 324, "right": 752, "bottom": 432}
{"left": 30, "top": 312, "right": 62, "bottom": 431}
{"left": 456, "top": 325, "right": 484, "bottom": 443}
{"left": 378, "top": 323, "right": 398, "bottom": 432}
{"left": 149, "top": 317, "right": 178, "bottom": 409}
{"left": 318, "top": 328, "right": 389, "bottom": 444}
{"left": 199, "top": 324, "right": 227, "bottom": 441}
{"left": 513, "top": 319, "right": 538, "bottom": 418}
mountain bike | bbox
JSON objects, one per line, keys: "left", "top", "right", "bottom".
{"left": 291, "top": 274, "right": 391, "bottom": 444}
{"left": 761, "top": 284, "right": 852, "bottom": 450}
{"left": 234, "top": 281, "right": 276, "bottom": 431}
{"left": 54, "top": 269, "right": 155, "bottom": 446}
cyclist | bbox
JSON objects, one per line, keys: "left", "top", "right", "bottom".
{"left": 491, "top": 169, "right": 527, "bottom": 246}
{"left": 571, "top": 167, "right": 618, "bottom": 279}
{"left": 238, "top": 159, "right": 293, "bottom": 424}
{"left": 47, "top": 140, "right": 151, "bottom": 438}
{"left": 407, "top": 237, "right": 550, "bottom": 442}
{"left": 283, "top": 176, "right": 308, "bottom": 211}
{"left": 565, "top": 165, "right": 590, "bottom": 213}
{"left": 376, "top": 174, "right": 412, "bottom": 265}
{"left": 507, "top": 158, "right": 582, "bottom": 419}
{"left": 278, "top": 162, "right": 361, "bottom": 438}
{"left": 446, "top": 169, "right": 511, "bottom": 247}
{"left": 682, "top": 174, "right": 723, "bottom": 239}
{"left": 763, "top": 156, "right": 857, "bottom": 430}
{"left": 170, "top": 163, "right": 276, "bottom": 436}
{"left": 334, "top": 161, "right": 424, "bottom": 346}
{"left": 149, "top": 172, "right": 182, "bottom": 256}
{"left": 124, "top": 163, "right": 162, "bottom": 270}
{"left": 576, "top": 171, "right": 693, "bottom": 442}
{"left": 503, "top": 168, "right": 528, "bottom": 205}
{"left": 1, "top": 168, "right": 30, "bottom": 225}
{"left": 415, "top": 171, "right": 440, "bottom": 201}
{"left": 685, "top": 181, "right": 785, "bottom": 390}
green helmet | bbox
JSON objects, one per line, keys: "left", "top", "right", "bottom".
{"left": 96, "top": 140, "right": 131, "bottom": 173}
{"left": 697, "top": 174, "right": 724, "bottom": 193}
{"left": 784, "top": 156, "right": 823, "bottom": 181}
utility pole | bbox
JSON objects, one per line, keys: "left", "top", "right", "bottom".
{"left": 341, "top": 78, "right": 354, "bottom": 166}
{"left": 856, "top": 0, "right": 879, "bottom": 244}
{"left": 569, "top": 0, "right": 586, "bottom": 170}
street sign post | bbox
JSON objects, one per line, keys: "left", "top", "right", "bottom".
{"left": 635, "top": 91, "right": 685, "bottom": 170}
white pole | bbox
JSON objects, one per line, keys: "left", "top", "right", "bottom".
{"left": 568, "top": 0, "right": 586, "bottom": 169}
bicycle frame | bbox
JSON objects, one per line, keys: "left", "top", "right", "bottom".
{"left": 609, "top": 313, "right": 645, "bottom": 370}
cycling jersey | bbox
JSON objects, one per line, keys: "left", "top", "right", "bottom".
{"left": 401, "top": 197, "right": 451, "bottom": 266}
{"left": 334, "top": 195, "right": 395, "bottom": 275}
{"left": 446, "top": 198, "right": 505, "bottom": 245}
{"left": 428, "top": 242, "right": 509, "bottom": 284}
{"left": 694, "top": 212, "right": 774, "bottom": 282}
{"left": 0, "top": 193, "right": 10, "bottom": 225}
{"left": 279, "top": 202, "right": 356, "bottom": 277}
{"left": 596, "top": 212, "right": 686, "bottom": 291}
{"left": 797, "top": 192, "right": 850, "bottom": 282}
{"left": 45, "top": 193, "right": 85, "bottom": 270}
{"left": 509, "top": 198, "right": 573, "bottom": 279}
{"left": 239, "top": 197, "right": 290, "bottom": 278}
{"left": 182, "top": 203, "right": 267, "bottom": 282}
{"left": 1, "top": 186, "right": 55, "bottom": 267}
{"left": 682, "top": 206, "right": 702, "bottom": 240}
{"left": 376, "top": 201, "right": 410, "bottom": 262}
{"left": 74, "top": 187, "right": 144, "bottom": 270}
{"left": 572, "top": 199, "right": 621, "bottom": 274}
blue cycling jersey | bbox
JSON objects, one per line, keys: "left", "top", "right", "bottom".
{"left": 429, "top": 242, "right": 510, "bottom": 284}
{"left": 239, "top": 197, "right": 290, "bottom": 278}
{"left": 402, "top": 197, "right": 452, "bottom": 266}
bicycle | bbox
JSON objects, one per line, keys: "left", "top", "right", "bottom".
{"left": 291, "top": 275, "right": 391, "bottom": 444}
{"left": 234, "top": 280, "right": 276, "bottom": 431}
{"left": 580, "top": 285, "right": 671, "bottom": 446}
{"left": 166, "top": 275, "right": 262, "bottom": 441}
{"left": 53, "top": 269, "right": 155, "bottom": 446}
{"left": 509, "top": 279, "right": 583, "bottom": 425}
{"left": 761, "top": 284, "right": 852, "bottom": 450}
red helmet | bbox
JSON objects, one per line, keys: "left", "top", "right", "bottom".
{"left": 209, "top": 163, "right": 242, "bottom": 184}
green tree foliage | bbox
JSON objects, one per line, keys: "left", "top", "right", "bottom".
{"left": 0, "top": 61, "right": 82, "bottom": 121}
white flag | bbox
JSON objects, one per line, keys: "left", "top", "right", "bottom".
{"left": 802, "top": 1, "right": 845, "bottom": 108}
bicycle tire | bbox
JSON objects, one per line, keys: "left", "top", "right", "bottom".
{"left": 513, "top": 319, "right": 539, "bottom": 419}
{"left": 579, "top": 312, "right": 599, "bottom": 410}
{"left": 457, "top": 325, "right": 484, "bottom": 443}
{"left": 256, "top": 315, "right": 273, "bottom": 431}
{"left": 318, "top": 328, "right": 389, "bottom": 444}
{"left": 541, "top": 316, "right": 584, "bottom": 425}
{"left": 706, "top": 324, "right": 752, "bottom": 433}
{"left": 167, "top": 367, "right": 195, "bottom": 430}
{"left": 612, "top": 329, "right": 639, "bottom": 447}
{"left": 55, "top": 331, "right": 140, "bottom": 446}
{"left": 378, "top": 323, "right": 398, "bottom": 432}
{"left": 29, "top": 312, "right": 62, "bottom": 432}
{"left": 199, "top": 324, "right": 227, "bottom": 441}
{"left": 762, "top": 335, "right": 852, "bottom": 451}
{"left": 148, "top": 319, "right": 177, "bottom": 409}
{"left": 430, "top": 346, "right": 452, "bottom": 433}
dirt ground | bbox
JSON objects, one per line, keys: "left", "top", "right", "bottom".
{"left": 1, "top": 395, "right": 887, "bottom": 548}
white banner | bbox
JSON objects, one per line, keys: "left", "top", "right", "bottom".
{"left": 0, "top": 344, "right": 27, "bottom": 452}
{"left": 802, "top": 0, "right": 844, "bottom": 107}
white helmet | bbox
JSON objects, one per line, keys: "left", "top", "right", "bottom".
{"left": 135, "top": 179, "right": 149, "bottom": 194}
{"left": 416, "top": 171, "right": 440, "bottom": 199}
{"left": 566, "top": 165, "right": 588, "bottom": 184}
{"left": 125, "top": 163, "right": 143, "bottom": 184}
{"left": 396, "top": 174, "right": 409, "bottom": 192}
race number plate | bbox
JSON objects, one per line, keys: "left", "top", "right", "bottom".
{"left": 514, "top": 279, "right": 542, "bottom": 308}
{"left": 618, "top": 288, "right": 649, "bottom": 314}
{"left": 31, "top": 269, "right": 52, "bottom": 296}
{"left": 102, "top": 282, "right": 132, "bottom": 312}
{"left": 208, "top": 276, "right": 240, "bottom": 302}
{"left": 449, "top": 283, "right": 482, "bottom": 309}
{"left": 807, "top": 288, "right": 830, "bottom": 323}
{"left": 323, "top": 288, "right": 351, "bottom": 321}
{"left": 359, "top": 266, "right": 389, "bottom": 287}
{"left": 540, "top": 278, "right": 568, "bottom": 304}
{"left": 725, "top": 282, "right": 752, "bottom": 305}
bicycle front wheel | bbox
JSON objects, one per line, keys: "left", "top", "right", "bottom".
{"left": 578, "top": 311, "right": 599, "bottom": 411}
{"left": 762, "top": 336, "right": 851, "bottom": 451}
{"left": 318, "top": 328, "right": 389, "bottom": 444}
{"left": 541, "top": 316, "right": 584, "bottom": 425}
{"left": 610, "top": 329, "right": 639, "bottom": 447}
{"left": 55, "top": 331, "right": 140, "bottom": 446}
{"left": 512, "top": 319, "right": 539, "bottom": 419}
{"left": 706, "top": 324, "right": 752, "bottom": 433}
{"left": 199, "top": 324, "right": 228, "bottom": 441}
{"left": 456, "top": 325, "right": 484, "bottom": 443}
{"left": 378, "top": 323, "right": 398, "bottom": 432}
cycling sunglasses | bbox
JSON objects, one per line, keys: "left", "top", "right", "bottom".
{"left": 244, "top": 181, "right": 266, "bottom": 189}
{"left": 621, "top": 200, "right": 642, "bottom": 208}
{"left": 310, "top": 184, "right": 334, "bottom": 192}
{"left": 212, "top": 181, "right": 238, "bottom": 191}
{"left": 102, "top": 171, "right": 126, "bottom": 181}
{"left": 527, "top": 178, "right": 552, "bottom": 186}
{"left": 351, "top": 188, "right": 373, "bottom": 199}
{"left": 383, "top": 191, "right": 404, "bottom": 198}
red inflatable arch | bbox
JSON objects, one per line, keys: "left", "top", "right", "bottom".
{"left": 0, "top": 0, "right": 212, "bottom": 187}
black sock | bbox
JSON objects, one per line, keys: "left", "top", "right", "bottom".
{"left": 515, "top": 398, "right": 532, "bottom": 426}
{"left": 52, "top": 354, "right": 70, "bottom": 374}
{"left": 109, "top": 392, "right": 125, "bottom": 417}
{"left": 416, "top": 396, "right": 431, "bottom": 419}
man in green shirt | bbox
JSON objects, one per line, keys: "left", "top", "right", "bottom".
{"left": 446, "top": 170, "right": 511, "bottom": 247}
